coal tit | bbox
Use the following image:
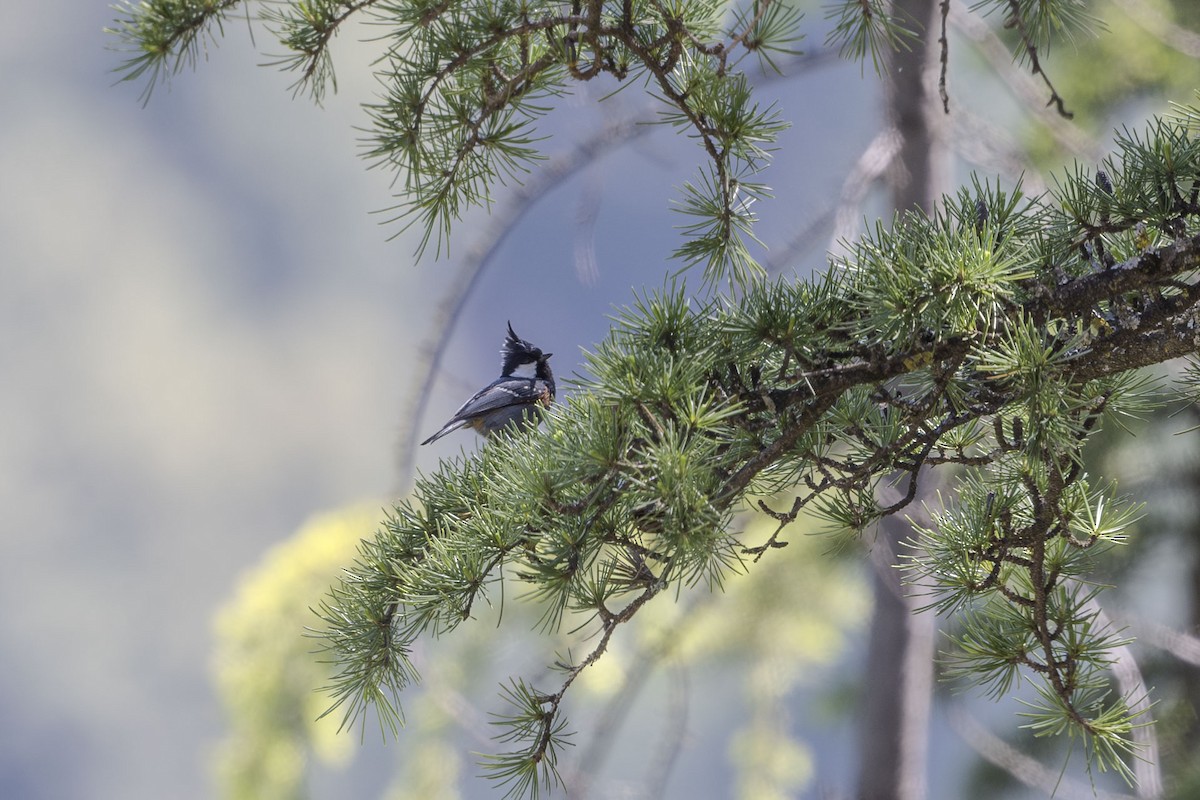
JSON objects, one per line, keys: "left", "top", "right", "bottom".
{"left": 420, "top": 322, "right": 555, "bottom": 445}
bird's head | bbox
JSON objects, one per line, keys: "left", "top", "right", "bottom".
{"left": 501, "top": 322, "right": 553, "bottom": 382}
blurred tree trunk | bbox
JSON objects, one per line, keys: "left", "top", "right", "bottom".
{"left": 858, "top": 510, "right": 937, "bottom": 800}
{"left": 856, "top": 0, "right": 943, "bottom": 798}
{"left": 884, "top": 0, "right": 946, "bottom": 215}
{"left": 1184, "top": 406, "right": 1200, "bottom": 752}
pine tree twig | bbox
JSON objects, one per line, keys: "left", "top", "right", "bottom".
{"left": 1003, "top": 0, "right": 1073, "bottom": 119}
{"left": 947, "top": 704, "right": 1137, "bottom": 800}
{"left": 1116, "top": 614, "right": 1200, "bottom": 668}
{"left": 951, "top": 6, "right": 1101, "bottom": 162}
{"left": 937, "top": 0, "right": 950, "bottom": 113}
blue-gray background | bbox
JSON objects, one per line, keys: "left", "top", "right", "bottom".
{"left": 0, "top": 1, "right": 1175, "bottom": 798}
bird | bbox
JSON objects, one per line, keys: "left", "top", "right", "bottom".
{"left": 420, "top": 322, "right": 556, "bottom": 445}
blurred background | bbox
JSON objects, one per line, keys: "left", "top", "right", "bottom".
{"left": 2, "top": 1, "right": 1200, "bottom": 798}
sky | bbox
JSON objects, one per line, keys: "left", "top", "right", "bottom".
{"left": 1, "top": 8, "right": 416, "bottom": 796}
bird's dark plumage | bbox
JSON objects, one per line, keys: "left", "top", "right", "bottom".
{"left": 420, "top": 323, "right": 555, "bottom": 445}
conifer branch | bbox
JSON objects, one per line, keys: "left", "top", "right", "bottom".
{"left": 309, "top": 112, "right": 1200, "bottom": 793}
{"left": 108, "top": 0, "right": 1095, "bottom": 284}
{"left": 105, "top": 2, "right": 1200, "bottom": 792}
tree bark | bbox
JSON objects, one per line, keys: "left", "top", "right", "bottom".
{"left": 856, "top": 1, "right": 942, "bottom": 798}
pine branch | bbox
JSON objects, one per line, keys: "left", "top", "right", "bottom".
{"left": 109, "top": 0, "right": 1092, "bottom": 286}
{"left": 314, "top": 112, "right": 1200, "bottom": 794}
{"left": 107, "top": 0, "right": 246, "bottom": 103}
{"left": 104, "top": 1, "right": 1200, "bottom": 790}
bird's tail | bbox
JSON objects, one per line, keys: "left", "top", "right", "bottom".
{"left": 419, "top": 422, "right": 462, "bottom": 446}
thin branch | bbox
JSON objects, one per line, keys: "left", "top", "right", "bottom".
{"left": 1116, "top": 613, "right": 1200, "bottom": 668}
{"left": 1002, "top": 0, "right": 1073, "bottom": 119}
{"left": 641, "top": 662, "right": 690, "bottom": 799}
{"left": 947, "top": 704, "right": 1137, "bottom": 800}
{"left": 831, "top": 127, "right": 903, "bottom": 251}
{"left": 566, "top": 593, "right": 707, "bottom": 798}
{"left": 937, "top": 0, "right": 950, "bottom": 113}
{"left": 951, "top": 6, "right": 1101, "bottom": 162}
{"left": 1109, "top": 0, "right": 1200, "bottom": 59}
{"left": 1083, "top": 597, "right": 1163, "bottom": 799}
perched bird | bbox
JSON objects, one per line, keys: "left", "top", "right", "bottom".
{"left": 420, "top": 322, "right": 556, "bottom": 445}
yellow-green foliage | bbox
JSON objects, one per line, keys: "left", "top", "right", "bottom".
{"left": 1026, "top": 0, "right": 1200, "bottom": 166}
{"left": 211, "top": 499, "right": 865, "bottom": 800}
{"left": 382, "top": 703, "right": 463, "bottom": 800}
{"left": 707, "top": 508, "right": 867, "bottom": 800}
{"left": 631, "top": 504, "right": 867, "bottom": 669}
{"left": 212, "top": 505, "right": 382, "bottom": 800}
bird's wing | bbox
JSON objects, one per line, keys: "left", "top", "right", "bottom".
{"left": 420, "top": 377, "right": 548, "bottom": 446}
{"left": 447, "top": 377, "right": 542, "bottom": 421}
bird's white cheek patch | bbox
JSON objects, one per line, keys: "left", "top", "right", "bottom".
{"left": 510, "top": 361, "right": 538, "bottom": 379}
